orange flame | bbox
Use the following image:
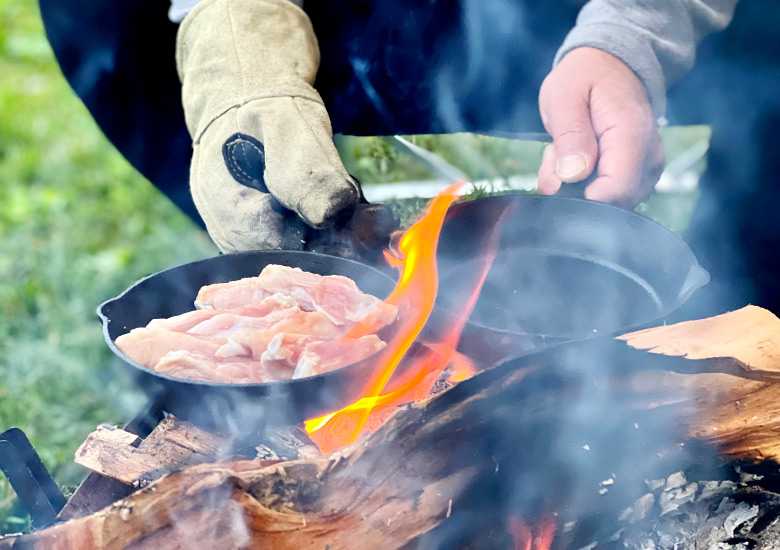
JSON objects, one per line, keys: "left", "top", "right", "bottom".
{"left": 305, "top": 183, "right": 510, "bottom": 453}
{"left": 305, "top": 183, "right": 464, "bottom": 448}
{"left": 302, "top": 186, "right": 558, "bottom": 545}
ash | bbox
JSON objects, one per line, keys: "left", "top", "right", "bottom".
{"left": 594, "top": 463, "right": 780, "bottom": 550}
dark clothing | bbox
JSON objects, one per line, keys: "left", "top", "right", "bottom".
{"left": 666, "top": 0, "right": 780, "bottom": 318}
{"left": 39, "top": 0, "right": 780, "bottom": 317}
{"left": 39, "top": 0, "right": 198, "bottom": 224}
{"left": 39, "top": 0, "right": 583, "bottom": 229}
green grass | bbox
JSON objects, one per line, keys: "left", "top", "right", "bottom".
{"left": 0, "top": 0, "right": 708, "bottom": 534}
{"left": 0, "top": 0, "right": 218, "bottom": 531}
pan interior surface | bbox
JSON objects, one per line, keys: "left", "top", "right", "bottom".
{"left": 439, "top": 251, "right": 661, "bottom": 337}
{"left": 436, "top": 195, "right": 708, "bottom": 339}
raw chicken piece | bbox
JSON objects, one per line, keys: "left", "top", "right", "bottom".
{"left": 187, "top": 307, "right": 299, "bottom": 339}
{"left": 233, "top": 293, "right": 298, "bottom": 317}
{"left": 115, "top": 328, "right": 225, "bottom": 369}
{"left": 125, "top": 266, "right": 397, "bottom": 384}
{"left": 215, "top": 310, "right": 344, "bottom": 359}
{"left": 154, "top": 351, "right": 236, "bottom": 383}
{"left": 195, "top": 265, "right": 398, "bottom": 328}
{"left": 214, "top": 360, "right": 265, "bottom": 382}
{"left": 260, "top": 333, "right": 322, "bottom": 380}
{"left": 154, "top": 351, "right": 265, "bottom": 384}
{"left": 293, "top": 335, "right": 386, "bottom": 379}
{"left": 146, "top": 309, "right": 225, "bottom": 332}
{"left": 186, "top": 293, "right": 304, "bottom": 339}
{"left": 146, "top": 295, "right": 297, "bottom": 334}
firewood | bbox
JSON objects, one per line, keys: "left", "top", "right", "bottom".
{"left": 0, "top": 359, "right": 536, "bottom": 549}
{"left": 619, "top": 305, "right": 780, "bottom": 461}
{"left": 58, "top": 416, "right": 319, "bottom": 523}
{"left": 4, "top": 306, "right": 780, "bottom": 550}
{"left": 619, "top": 305, "right": 780, "bottom": 380}
{"left": 73, "top": 415, "right": 234, "bottom": 486}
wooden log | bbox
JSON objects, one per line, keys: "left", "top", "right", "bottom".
{"left": 4, "top": 306, "right": 780, "bottom": 550}
{"left": 73, "top": 416, "right": 231, "bottom": 486}
{"left": 0, "top": 354, "right": 538, "bottom": 549}
{"left": 619, "top": 305, "right": 780, "bottom": 379}
{"left": 55, "top": 402, "right": 167, "bottom": 521}
{"left": 73, "top": 416, "right": 321, "bottom": 487}
{"left": 619, "top": 305, "right": 780, "bottom": 461}
{"left": 0, "top": 369, "right": 514, "bottom": 550}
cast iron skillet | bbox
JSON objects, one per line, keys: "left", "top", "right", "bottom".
{"left": 100, "top": 196, "right": 708, "bottom": 434}
{"left": 436, "top": 194, "right": 709, "bottom": 341}
{"left": 98, "top": 250, "right": 397, "bottom": 434}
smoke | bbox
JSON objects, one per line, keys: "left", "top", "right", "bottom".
{"left": 91, "top": 2, "right": 780, "bottom": 546}
{"left": 406, "top": 340, "right": 725, "bottom": 549}
{"left": 433, "top": 0, "right": 531, "bottom": 135}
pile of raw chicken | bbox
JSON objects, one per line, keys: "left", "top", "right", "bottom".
{"left": 116, "top": 265, "right": 398, "bottom": 384}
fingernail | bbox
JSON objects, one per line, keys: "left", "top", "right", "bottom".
{"left": 557, "top": 154, "right": 588, "bottom": 181}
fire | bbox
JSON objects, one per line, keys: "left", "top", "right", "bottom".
{"left": 303, "top": 185, "right": 557, "bottom": 546}
{"left": 305, "top": 182, "right": 512, "bottom": 453}
{"left": 305, "top": 181, "right": 491, "bottom": 452}
{"left": 507, "top": 516, "right": 557, "bottom": 550}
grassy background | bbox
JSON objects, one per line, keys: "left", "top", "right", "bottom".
{"left": 0, "top": 0, "right": 707, "bottom": 534}
{"left": 0, "top": 0, "right": 218, "bottom": 531}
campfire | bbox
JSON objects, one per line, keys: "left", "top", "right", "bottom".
{"left": 3, "top": 188, "right": 780, "bottom": 550}
{"left": 305, "top": 181, "right": 491, "bottom": 453}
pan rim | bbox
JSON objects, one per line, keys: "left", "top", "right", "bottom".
{"left": 97, "top": 249, "right": 398, "bottom": 390}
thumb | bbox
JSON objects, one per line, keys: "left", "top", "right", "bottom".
{"left": 540, "top": 85, "right": 598, "bottom": 183}
{"left": 251, "top": 97, "right": 360, "bottom": 229}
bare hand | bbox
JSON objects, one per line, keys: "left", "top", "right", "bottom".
{"left": 537, "top": 47, "right": 664, "bottom": 208}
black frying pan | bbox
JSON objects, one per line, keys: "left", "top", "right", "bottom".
{"left": 98, "top": 250, "right": 398, "bottom": 434}
{"left": 100, "top": 196, "right": 708, "bottom": 434}
{"left": 436, "top": 194, "right": 709, "bottom": 341}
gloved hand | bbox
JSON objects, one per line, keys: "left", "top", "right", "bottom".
{"left": 176, "top": 0, "right": 362, "bottom": 253}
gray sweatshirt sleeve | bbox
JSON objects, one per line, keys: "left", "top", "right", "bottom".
{"left": 554, "top": 0, "right": 739, "bottom": 117}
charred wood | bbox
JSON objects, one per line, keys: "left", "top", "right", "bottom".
{"left": 2, "top": 307, "right": 780, "bottom": 549}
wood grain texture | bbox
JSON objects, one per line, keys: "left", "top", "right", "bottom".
{"left": 74, "top": 416, "right": 232, "bottom": 486}
{"left": 619, "top": 305, "right": 780, "bottom": 379}
{"left": 4, "top": 307, "right": 780, "bottom": 549}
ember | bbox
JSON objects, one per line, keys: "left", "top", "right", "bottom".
{"left": 507, "top": 515, "right": 557, "bottom": 550}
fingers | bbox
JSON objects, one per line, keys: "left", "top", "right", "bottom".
{"left": 537, "top": 143, "right": 562, "bottom": 196}
{"left": 539, "top": 79, "right": 599, "bottom": 184}
{"left": 584, "top": 112, "right": 664, "bottom": 208}
{"left": 537, "top": 48, "right": 664, "bottom": 208}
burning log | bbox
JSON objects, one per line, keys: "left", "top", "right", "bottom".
{"left": 0, "top": 370, "right": 511, "bottom": 550}
{"left": 3, "top": 306, "right": 780, "bottom": 549}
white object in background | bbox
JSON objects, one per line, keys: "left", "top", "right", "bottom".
{"left": 655, "top": 140, "right": 709, "bottom": 193}
{"left": 362, "top": 174, "right": 537, "bottom": 202}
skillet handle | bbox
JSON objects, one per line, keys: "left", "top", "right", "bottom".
{"left": 554, "top": 168, "right": 602, "bottom": 199}
{"left": 555, "top": 180, "right": 588, "bottom": 199}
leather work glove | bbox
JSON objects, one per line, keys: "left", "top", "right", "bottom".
{"left": 177, "top": 0, "right": 385, "bottom": 254}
